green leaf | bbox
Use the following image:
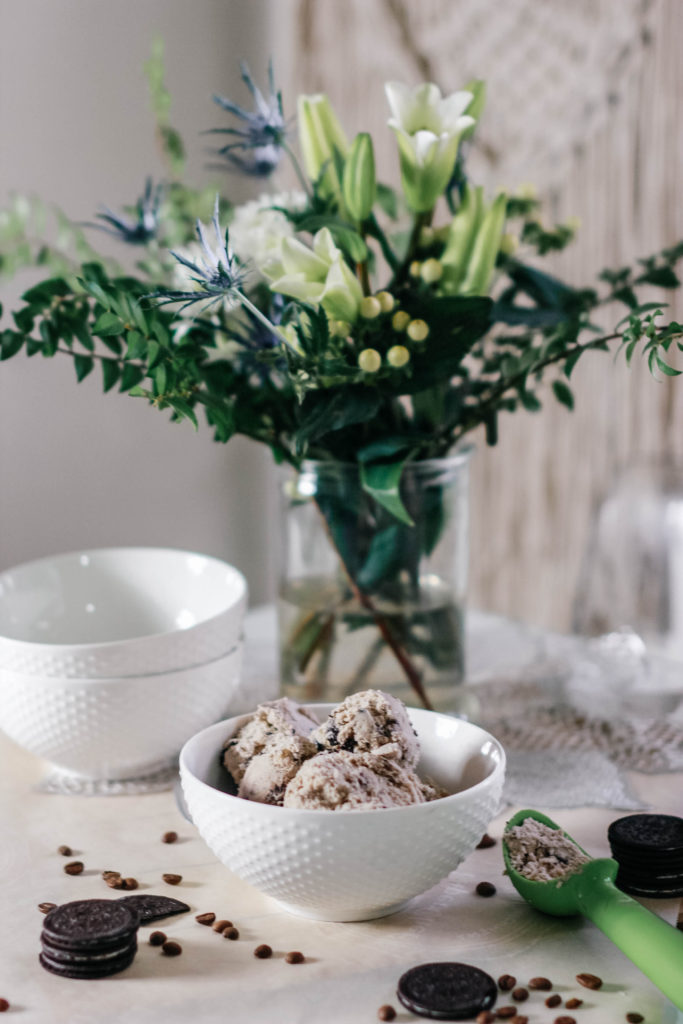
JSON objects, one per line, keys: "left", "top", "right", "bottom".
{"left": 92, "top": 311, "right": 125, "bottom": 337}
{"left": 295, "top": 387, "right": 381, "bottom": 452}
{"left": 356, "top": 524, "right": 406, "bottom": 591}
{"left": 360, "top": 460, "right": 414, "bottom": 526}
{"left": 154, "top": 363, "right": 167, "bottom": 395}
{"left": 655, "top": 352, "right": 681, "bottom": 377}
{"left": 74, "top": 354, "right": 94, "bottom": 382}
{"left": 125, "top": 330, "right": 147, "bottom": 359}
{"left": 375, "top": 182, "right": 398, "bottom": 220}
{"left": 636, "top": 266, "right": 679, "bottom": 289}
{"left": 146, "top": 340, "right": 161, "bottom": 369}
{"left": 563, "top": 347, "right": 584, "bottom": 379}
{"left": 552, "top": 379, "right": 575, "bottom": 409}
{"left": 21, "top": 277, "right": 70, "bottom": 305}
{"left": 101, "top": 357, "right": 120, "bottom": 392}
{"left": 119, "top": 363, "right": 145, "bottom": 391}
{"left": 357, "top": 435, "right": 427, "bottom": 463}
{"left": 0, "top": 330, "right": 24, "bottom": 360}
{"left": 168, "top": 397, "right": 198, "bottom": 429}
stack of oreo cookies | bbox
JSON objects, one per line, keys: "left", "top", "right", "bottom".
{"left": 608, "top": 813, "right": 683, "bottom": 899}
{"left": 40, "top": 899, "right": 139, "bottom": 979}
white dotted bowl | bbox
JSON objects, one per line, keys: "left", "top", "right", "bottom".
{"left": 0, "top": 643, "right": 245, "bottom": 781}
{"left": 180, "top": 705, "right": 506, "bottom": 922}
{"left": 0, "top": 547, "right": 247, "bottom": 677}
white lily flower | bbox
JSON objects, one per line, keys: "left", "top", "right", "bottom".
{"left": 266, "top": 227, "right": 363, "bottom": 322}
{"left": 385, "top": 81, "right": 474, "bottom": 212}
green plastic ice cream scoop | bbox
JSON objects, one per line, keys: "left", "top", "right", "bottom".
{"left": 502, "top": 808, "right": 683, "bottom": 1011}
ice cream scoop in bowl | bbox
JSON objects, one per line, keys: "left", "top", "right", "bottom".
{"left": 503, "top": 809, "right": 683, "bottom": 1011}
{"left": 180, "top": 703, "right": 505, "bottom": 922}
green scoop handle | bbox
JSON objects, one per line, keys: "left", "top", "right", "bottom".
{"left": 503, "top": 809, "right": 683, "bottom": 1011}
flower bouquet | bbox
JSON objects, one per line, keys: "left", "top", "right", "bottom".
{"left": 1, "top": 48, "right": 682, "bottom": 710}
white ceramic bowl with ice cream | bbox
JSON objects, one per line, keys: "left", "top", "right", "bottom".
{"left": 180, "top": 695, "right": 506, "bottom": 922}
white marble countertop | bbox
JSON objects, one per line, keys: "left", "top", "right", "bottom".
{"left": 1, "top": 609, "right": 682, "bottom": 1023}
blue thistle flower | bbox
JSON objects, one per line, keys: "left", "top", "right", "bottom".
{"left": 208, "top": 61, "right": 288, "bottom": 177}
{"left": 157, "top": 196, "right": 246, "bottom": 313}
{"left": 90, "top": 178, "right": 162, "bottom": 244}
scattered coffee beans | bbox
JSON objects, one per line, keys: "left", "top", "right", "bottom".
{"left": 529, "top": 976, "right": 552, "bottom": 990}
{"left": 498, "top": 975, "right": 516, "bottom": 991}
{"left": 162, "top": 831, "right": 178, "bottom": 844}
{"left": 546, "top": 994, "right": 562, "bottom": 1008}
{"left": 576, "top": 972, "right": 602, "bottom": 990}
{"left": 195, "top": 912, "right": 216, "bottom": 926}
{"left": 285, "top": 951, "right": 304, "bottom": 964}
{"left": 476, "top": 1013, "right": 495, "bottom": 1024}
{"left": 105, "top": 876, "right": 124, "bottom": 890}
{"left": 495, "top": 1007, "right": 517, "bottom": 1019}
{"left": 512, "top": 987, "right": 528, "bottom": 1002}
{"left": 162, "top": 873, "right": 182, "bottom": 886}
{"left": 0, "top": 998, "right": 8, "bottom": 1012}
{"left": 565, "top": 998, "right": 583, "bottom": 1009}
{"left": 57, "top": 845, "right": 72, "bottom": 857}
{"left": 38, "top": 902, "right": 57, "bottom": 914}
{"left": 149, "top": 931, "right": 166, "bottom": 946}
{"left": 121, "top": 878, "right": 138, "bottom": 891}
{"left": 64, "top": 861, "right": 84, "bottom": 875}
{"left": 378, "top": 1007, "right": 396, "bottom": 1022}
{"left": 161, "top": 940, "right": 182, "bottom": 957}
{"left": 476, "top": 881, "right": 497, "bottom": 897}
{"left": 553, "top": 1017, "right": 576, "bottom": 1024}
{"left": 254, "top": 944, "right": 272, "bottom": 959}
{"left": 223, "top": 927, "right": 239, "bottom": 940}
{"left": 476, "top": 834, "right": 497, "bottom": 849}
{"left": 626, "top": 1014, "right": 644, "bottom": 1023}
{"left": 212, "top": 919, "right": 232, "bottom": 932}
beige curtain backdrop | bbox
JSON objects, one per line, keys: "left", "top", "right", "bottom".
{"left": 1, "top": 0, "right": 682, "bottom": 631}
{"left": 274, "top": 0, "right": 683, "bottom": 631}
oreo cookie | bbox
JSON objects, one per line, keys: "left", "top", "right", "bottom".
{"left": 397, "top": 962, "right": 497, "bottom": 1020}
{"left": 117, "top": 894, "right": 190, "bottom": 923}
{"left": 40, "top": 899, "right": 139, "bottom": 979}
{"left": 608, "top": 814, "right": 683, "bottom": 899}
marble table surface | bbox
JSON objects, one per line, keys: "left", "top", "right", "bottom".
{"left": 1, "top": 609, "right": 681, "bottom": 1023}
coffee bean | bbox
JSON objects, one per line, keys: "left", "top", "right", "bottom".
{"left": 254, "top": 944, "right": 272, "bottom": 959}
{"left": 476, "top": 834, "right": 497, "bottom": 849}
{"left": 212, "top": 919, "right": 232, "bottom": 932}
{"left": 285, "top": 951, "right": 304, "bottom": 964}
{"left": 161, "top": 940, "right": 182, "bottom": 957}
{"left": 576, "top": 973, "right": 602, "bottom": 990}
{"left": 64, "top": 861, "right": 83, "bottom": 875}
{"left": 102, "top": 870, "right": 121, "bottom": 880}
{"left": 476, "top": 881, "right": 497, "bottom": 897}
{"left": 529, "top": 976, "right": 552, "bottom": 990}
{"left": 565, "top": 998, "right": 583, "bottom": 1009}
{"left": 223, "top": 927, "right": 239, "bottom": 940}
{"left": 0, "top": 998, "right": 9, "bottom": 1012}
{"left": 149, "top": 931, "right": 166, "bottom": 946}
{"left": 554, "top": 1017, "right": 576, "bottom": 1024}
{"left": 510, "top": 1017, "right": 528, "bottom": 1024}
{"left": 498, "top": 974, "right": 516, "bottom": 991}
{"left": 38, "top": 902, "right": 57, "bottom": 914}
{"left": 476, "top": 1013, "right": 496, "bottom": 1024}
{"left": 122, "top": 878, "right": 138, "bottom": 891}
{"left": 495, "top": 1008, "right": 517, "bottom": 1019}
{"left": 105, "top": 876, "right": 124, "bottom": 889}
{"left": 57, "top": 845, "right": 72, "bottom": 857}
{"left": 626, "top": 1014, "right": 644, "bottom": 1023}
{"left": 162, "top": 831, "right": 178, "bottom": 844}
{"left": 195, "top": 912, "right": 216, "bottom": 926}
{"left": 512, "top": 987, "right": 528, "bottom": 1002}
{"left": 546, "top": 994, "right": 562, "bottom": 1008}
{"left": 162, "top": 873, "right": 182, "bottom": 886}
{"left": 378, "top": 1007, "right": 396, "bottom": 1022}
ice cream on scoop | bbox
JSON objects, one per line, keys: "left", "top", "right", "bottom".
{"left": 311, "top": 689, "right": 420, "bottom": 768}
{"left": 222, "top": 697, "right": 319, "bottom": 804}
{"left": 283, "top": 750, "right": 438, "bottom": 811}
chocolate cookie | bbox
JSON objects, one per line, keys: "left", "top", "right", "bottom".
{"left": 117, "top": 894, "right": 190, "bottom": 923}
{"left": 40, "top": 900, "right": 139, "bottom": 979}
{"left": 397, "top": 962, "right": 497, "bottom": 1020}
{"left": 608, "top": 814, "right": 683, "bottom": 899}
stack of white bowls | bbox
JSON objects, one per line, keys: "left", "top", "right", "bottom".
{"left": 0, "top": 547, "right": 248, "bottom": 782}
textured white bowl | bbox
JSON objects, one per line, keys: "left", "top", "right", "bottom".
{"left": 0, "top": 547, "right": 247, "bottom": 677}
{"left": 0, "top": 643, "right": 244, "bottom": 781}
{"left": 180, "top": 705, "right": 506, "bottom": 922}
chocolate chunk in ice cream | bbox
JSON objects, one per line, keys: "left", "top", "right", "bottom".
{"left": 311, "top": 689, "right": 419, "bottom": 768}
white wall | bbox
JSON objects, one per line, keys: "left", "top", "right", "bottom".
{"left": 0, "top": 0, "right": 284, "bottom": 604}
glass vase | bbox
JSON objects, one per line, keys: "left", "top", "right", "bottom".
{"left": 277, "top": 450, "right": 472, "bottom": 713}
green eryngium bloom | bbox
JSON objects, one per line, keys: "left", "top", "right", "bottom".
{"left": 385, "top": 81, "right": 474, "bottom": 213}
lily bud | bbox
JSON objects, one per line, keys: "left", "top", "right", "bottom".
{"left": 297, "top": 93, "right": 349, "bottom": 203}
{"left": 460, "top": 191, "right": 507, "bottom": 295}
{"left": 342, "top": 132, "right": 376, "bottom": 223}
{"left": 460, "top": 79, "right": 486, "bottom": 141}
{"left": 441, "top": 184, "right": 484, "bottom": 293}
